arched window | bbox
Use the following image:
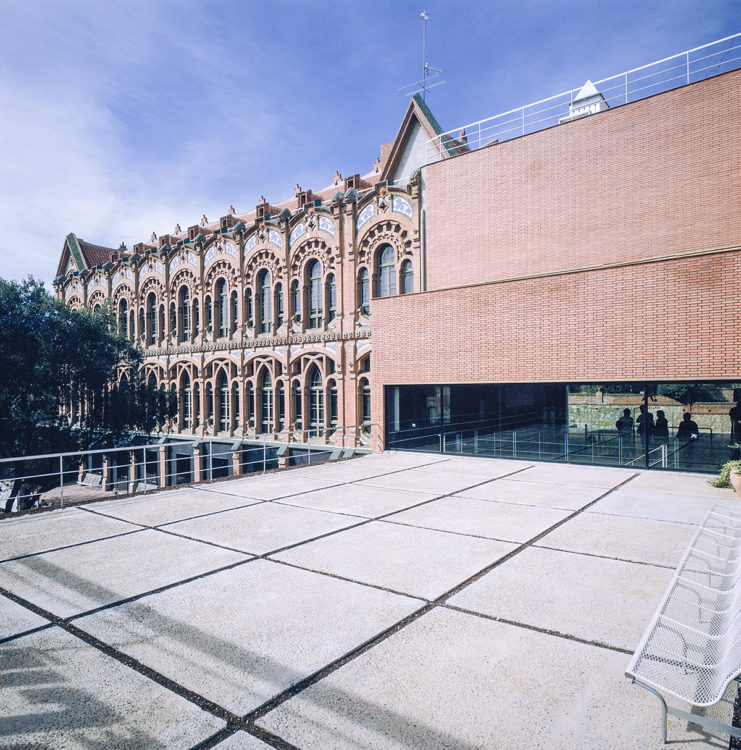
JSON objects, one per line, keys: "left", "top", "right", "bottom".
{"left": 377, "top": 245, "right": 396, "bottom": 297}
{"left": 400, "top": 259, "right": 414, "bottom": 295}
{"left": 216, "top": 279, "right": 228, "bottom": 338}
{"left": 146, "top": 293, "right": 157, "bottom": 345}
{"left": 118, "top": 299, "right": 128, "bottom": 337}
{"left": 92, "top": 303, "right": 102, "bottom": 313}
{"left": 326, "top": 273, "right": 336, "bottom": 322}
{"left": 260, "top": 369, "right": 273, "bottom": 433}
{"left": 245, "top": 381, "right": 253, "bottom": 430}
{"left": 292, "top": 380, "right": 302, "bottom": 429}
{"left": 181, "top": 372, "right": 192, "bottom": 430}
{"left": 178, "top": 286, "right": 191, "bottom": 341}
{"left": 358, "top": 267, "right": 370, "bottom": 314}
{"left": 308, "top": 366, "right": 324, "bottom": 436}
{"left": 205, "top": 294, "right": 212, "bottom": 332}
{"left": 128, "top": 309, "right": 135, "bottom": 340}
{"left": 204, "top": 382, "right": 212, "bottom": 429}
{"left": 275, "top": 284, "right": 284, "bottom": 327}
{"left": 169, "top": 302, "right": 176, "bottom": 337}
{"left": 291, "top": 280, "right": 301, "bottom": 321}
{"left": 276, "top": 380, "right": 285, "bottom": 430}
{"left": 328, "top": 378, "right": 338, "bottom": 428}
{"left": 193, "top": 382, "right": 200, "bottom": 426}
{"left": 244, "top": 289, "right": 253, "bottom": 328}
{"left": 230, "top": 291, "right": 238, "bottom": 335}
{"left": 192, "top": 298, "right": 199, "bottom": 337}
{"left": 138, "top": 307, "right": 145, "bottom": 342}
{"left": 147, "top": 372, "right": 157, "bottom": 391}
{"left": 361, "top": 378, "right": 371, "bottom": 424}
{"left": 158, "top": 305, "right": 165, "bottom": 343}
{"left": 231, "top": 381, "right": 239, "bottom": 430}
{"left": 258, "top": 269, "right": 272, "bottom": 334}
{"left": 307, "top": 260, "right": 322, "bottom": 328}
{"left": 217, "top": 371, "right": 229, "bottom": 432}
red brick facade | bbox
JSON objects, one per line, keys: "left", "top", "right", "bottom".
{"left": 373, "top": 70, "right": 741, "bottom": 446}
{"left": 423, "top": 69, "right": 741, "bottom": 290}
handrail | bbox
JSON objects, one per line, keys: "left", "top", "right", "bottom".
{"left": 427, "top": 34, "right": 741, "bottom": 161}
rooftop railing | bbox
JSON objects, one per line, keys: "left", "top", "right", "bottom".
{"left": 426, "top": 33, "right": 741, "bottom": 162}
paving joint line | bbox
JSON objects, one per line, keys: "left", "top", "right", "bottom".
{"left": 0, "top": 527, "right": 147, "bottom": 564}
{"left": 0, "top": 619, "right": 55, "bottom": 645}
{"left": 531, "top": 542, "right": 678, "bottom": 570}
{"left": 0, "top": 584, "right": 249, "bottom": 729}
{"left": 441, "top": 603, "right": 634, "bottom": 655}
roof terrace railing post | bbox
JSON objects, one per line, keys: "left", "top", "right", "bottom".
{"left": 686, "top": 50, "right": 690, "bottom": 84}
{"left": 59, "top": 454, "right": 64, "bottom": 509}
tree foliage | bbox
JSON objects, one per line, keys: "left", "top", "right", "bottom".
{"left": 0, "top": 277, "right": 175, "bottom": 460}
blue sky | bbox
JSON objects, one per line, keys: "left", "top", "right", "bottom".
{"left": 0, "top": 0, "right": 738, "bottom": 284}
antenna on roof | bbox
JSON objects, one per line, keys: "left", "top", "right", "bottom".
{"left": 398, "top": 10, "right": 445, "bottom": 100}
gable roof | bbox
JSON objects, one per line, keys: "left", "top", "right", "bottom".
{"left": 380, "top": 94, "right": 455, "bottom": 181}
{"left": 56, "top": 233, "right": 116, "bottom": 278}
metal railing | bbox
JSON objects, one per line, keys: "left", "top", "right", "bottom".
{"left": 426, "top": 34, "right": 741, "bottom": 161}
{"left": 0, "top": 422, "right": 380, "bottom": 515}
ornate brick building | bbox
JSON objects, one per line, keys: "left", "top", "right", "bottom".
{"left": 53, "top": 95, "right": 448, "bottom": 447}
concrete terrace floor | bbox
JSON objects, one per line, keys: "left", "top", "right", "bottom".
{"left": 0, "top": 452, "right": 738, "bottom": 750}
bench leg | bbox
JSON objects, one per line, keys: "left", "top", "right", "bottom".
{"left": 632, "top": 679, "right": 668, "bottom": 743}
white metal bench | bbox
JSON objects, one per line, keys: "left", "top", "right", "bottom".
{"left": 626, "top": 504, "right": 741, "bottom": 742}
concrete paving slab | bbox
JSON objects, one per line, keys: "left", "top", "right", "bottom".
{"left": 623, "top": 469, "right": 735, "bottom": 498}
{"left": 457, "top": 477, "right": 607, "bottom": 510}
{"left": 213, "top": 731, "right": 274, "bottom": 749}
{"left": 0, "top": 594, "right": 48, "bottom": 640}
{"left": 288, "top": 452, "right": 447, "bottom": 480}
{"left": 0, "top": 626, "right": 223, "bottom": 749}
{"left": 276, "top": 484, "right": 441, "bottom": 518}
{"left": 92, "top": 487, "right": 263, "bottom": 526}
{"left": 76, "top": 559, "right": 423, "bottom": 715}
{"left": 509, "top": 462, "right": 635, "bottom": 488}
{"left": 587, "top": 488, "right": 728, "bottom": 524}
{"left": 211, "top": 473, "right": 340, "bottom": 500}
{"left": 424, "top": 456, "right": 533, "bottom": 476}
{"left": 357, "top": 467, "right": 500, "bottom": 495}
{"left": 449, "top": 546, "right": 672, "bottom": 651}
{"left": 537, "top": 513, "right": 696, "bottom": 567}
{"left": 385, "top": 496, "right": 571, "bottom": 542}
{"left": 0, "top": 528, "right": 247, "bottom": 618}
{"left": 272, "top": 521, "right": 517, "bottom": 599}
{"left": 0, "top": 507, "right": 137, "bottom": 562}
{"left": 257, "top": 607, "right": 713, "bottom": 750}
{"left": 164, "top": 502, "right": 361, "bottom": 555}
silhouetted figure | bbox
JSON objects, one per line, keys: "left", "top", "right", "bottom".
{"left": 616, "top": 408, "right": 634, "bottom": 437}
{"left": 730, "top": 403, "right": 741, "bottom": 442}
{"left": 676, "top": 413, "right": 700, "bottom": 442}
{"left": 636, "top": 405, "right": 655, "bottom": 438}
{"left": 654, "top": 410, "right": 669, "bottom": 440}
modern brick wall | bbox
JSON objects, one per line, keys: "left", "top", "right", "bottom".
{"left": 423, "top": 69, "right": 741, "bottom": 291}
{"left": 371, "top": 249, "right": 741, "bottom": 442}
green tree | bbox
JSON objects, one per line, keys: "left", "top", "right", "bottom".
{"left": 0, "top": 278, "right": 175, "bottom": 509}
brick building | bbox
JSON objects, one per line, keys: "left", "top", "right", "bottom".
{"left": 54, "top": 38, "right": 741, "bottom": 471}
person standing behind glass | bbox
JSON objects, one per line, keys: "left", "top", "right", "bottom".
{"left": 654, "top": 410, "right": 669, "bottom": 441}
{"left": 637, "top": 405, "right": 655, "bottom": 439}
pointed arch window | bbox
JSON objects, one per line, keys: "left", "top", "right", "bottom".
{"left": 308, "top": 366, "right": 324, "bottom": 436}
{"left": 291, "top": 280, "right": 301, "bottom": 321}
{"left": 179, "top": 286, "right": 191, "bottom": 341}
{"left": 360, "top": 378, "right": 371, "bottom": 424}
{"left": 230, "top": 291, "right": 238, "bottom": 335}
{"left": 245, "top": 289, "right": 254, "bottom": 328}
{"left": 275, "top": 283, "right": 284, "bottom": 328}
{"left": 400, "top": 259, "right": 414, "bottom": 295}
{"left": 292, "top": 380, "right": 302, "bottom": 429}
{"left": 181, "top": 372, "right": 192, "bottom": 430}
{"left": 158, "top": 305, "right": 165, "bottom": 343}
{"left": 358, "top": 267, "right": 370, "bottom": 314}
{"left": 258, "top": 269, "right": 272, "bottom": 334}
{"left": 118, "top": 299, "right": 128, "bottom": 337}
{"left": 205, "top": 294, "right": 212, "bottom": 332}
{"left": 276, "top": 380, "right": 285, "bottom": 430}
{"left": 217, "top": 371, "right": 229, "bottom": 432}
{"left": 231, "top": 381, "right": 240, "bottom": 430}
{"left": 328, "top": 378, "right": 338, "bottom": 428}
{"left": 377, "top": 245, "right": 396, "bottom": 297}
{"left": 169, "top": 302, "right": 176, "bottom": 337}
{"left": 307, "top": 260, "right": 322, "bottom": 328}
{"left": 216, "top": 279, "right": 228, "bottom": 337}
{"left": 260, "top": 369, "right": 274, "bottom": 433}
{"left": 326, "top": 273, "right": 336, "bottom": 322}
{"left": 146, "top": 293, "right": 157, "bottom": 345}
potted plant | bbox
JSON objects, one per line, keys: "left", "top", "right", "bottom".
{"left": 710, "top": 458, "right": 741, "bottom": 493}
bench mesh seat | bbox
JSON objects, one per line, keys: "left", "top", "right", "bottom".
{"left": 627, "top": 504, "right": 741, "bottom": 737}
